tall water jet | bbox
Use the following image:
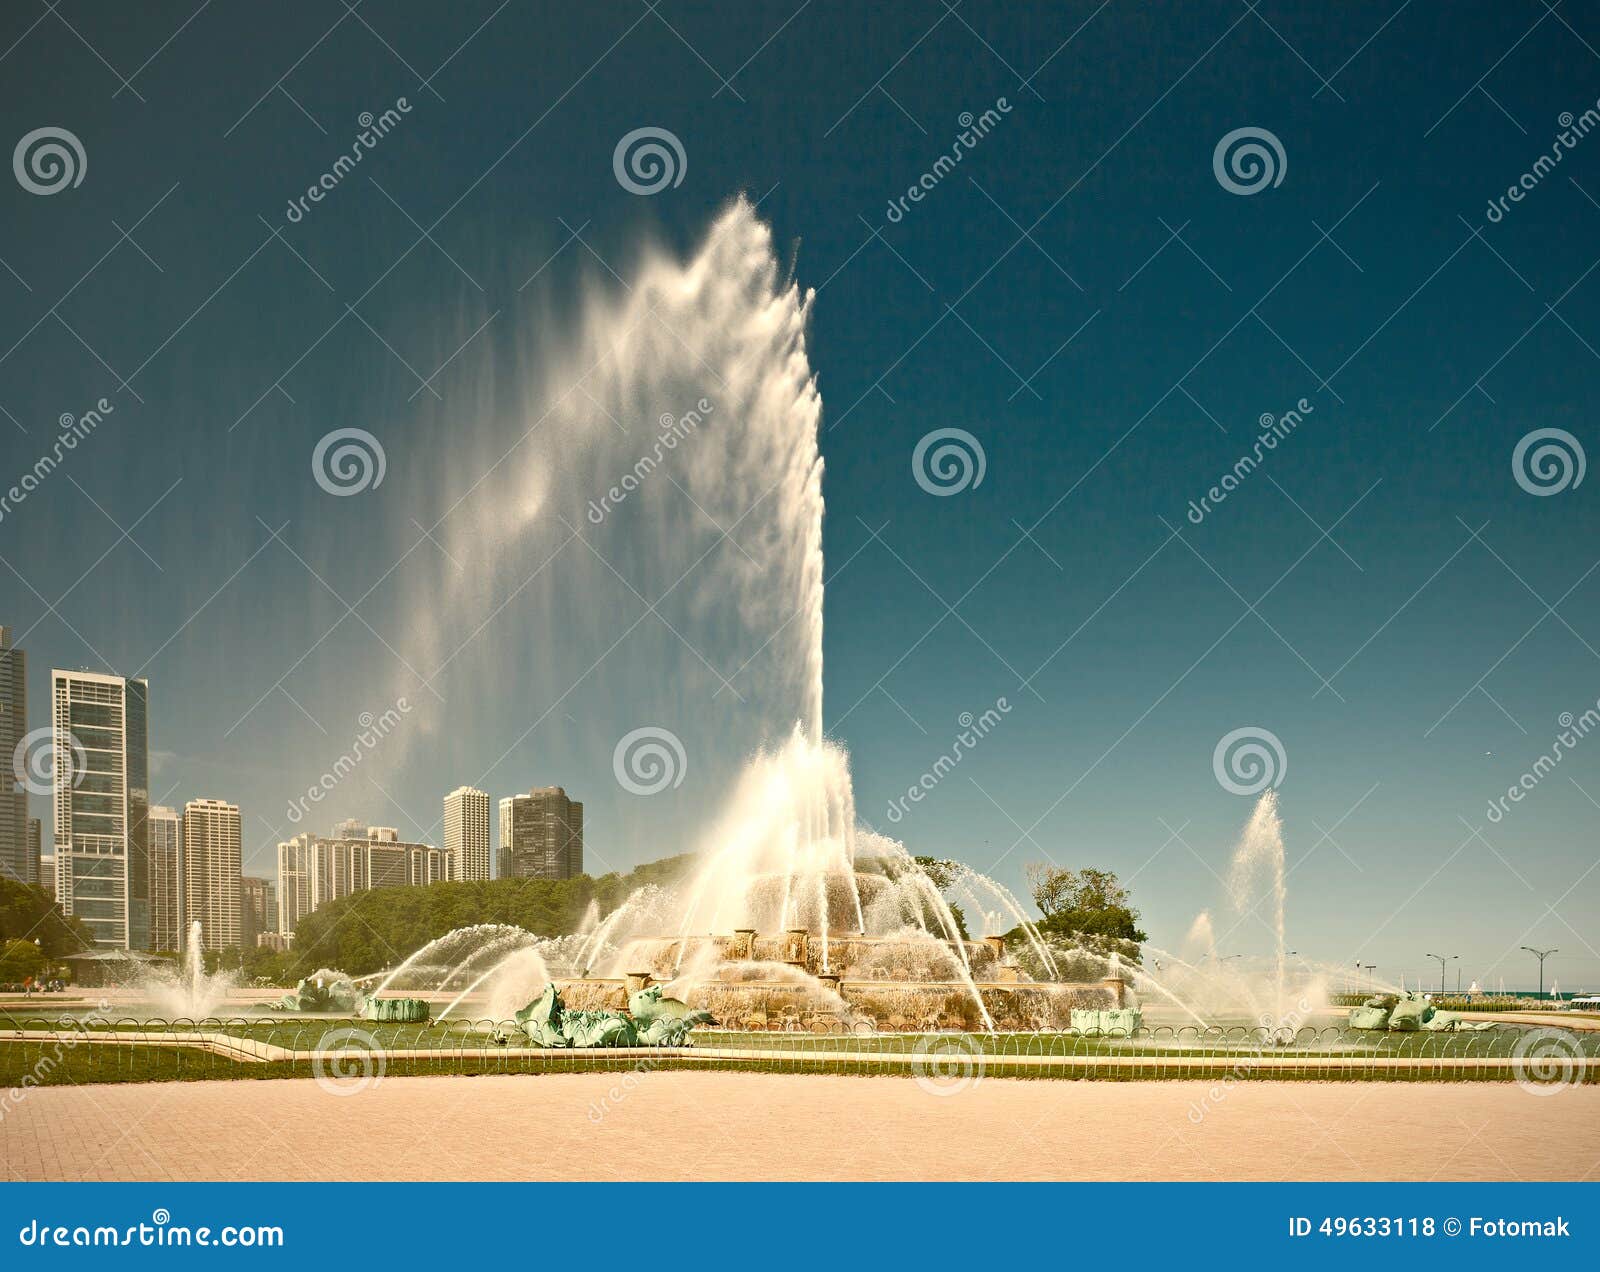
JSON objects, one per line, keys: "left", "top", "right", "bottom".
{"left": 1227, "top": 791, "right": 1287, "bottom": 1029}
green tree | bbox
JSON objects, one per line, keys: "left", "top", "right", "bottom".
{"left": 0, "top": 878, "right": 93, "bottom": 957}
{"left": 286, "top": 854, "right": 695, "bottom": 978}
{"left": 0, "top": 938, "right": 47, "bottom": 982}
{"left": 1018, "top": 864, "right": 1145, "bottom": 958}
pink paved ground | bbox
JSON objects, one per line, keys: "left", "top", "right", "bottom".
{"left": 3, "top": 1073, "right": 1596, "bottom": 1181}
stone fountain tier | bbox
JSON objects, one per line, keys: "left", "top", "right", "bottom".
{"left": 555, "top": 928, "right": 1128, "bottom": 1032}
{"left": 553, "top": 973, "right": 1121, "bottom": 1032}
{"left": 615, "top": 928, "right": 1015, "bottom": 982}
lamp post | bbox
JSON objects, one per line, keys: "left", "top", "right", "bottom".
{"left": 1425, "top": 952, "right": 1458, "bottom": 994}
{"left": 1521, "top": 946, "right": 1558, "bottom": 997}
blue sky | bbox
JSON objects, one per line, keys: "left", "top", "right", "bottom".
{"left": 3, "top": 1, "right": 1599, "bottom": 990}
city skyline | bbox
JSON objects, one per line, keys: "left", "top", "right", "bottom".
{"left": 3, "top": 3, "right": 1597, "bottom": 990}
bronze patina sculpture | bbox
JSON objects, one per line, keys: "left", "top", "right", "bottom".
{"left": 511, "top": 982, "right": 713, "bottom": 1047}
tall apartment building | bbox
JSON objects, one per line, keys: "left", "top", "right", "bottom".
{"left": 498, "top": 786, "right": 583, "bottom": 881}
{"left": 29, "top": 821, "right": 45, "bottom": 895}
{"left": 240, "top": 875, "right": 275, "bottom": 949}
{"left": 276, "top": 823, "right": 448, "bottom": 940}
{"left": 276, "top": 833, "right": 314, "bottom": 938}
{"left": 147, "top": 805, "right": 182, "bottom": 952}
{"left": 51, "top": 669, "right": 150, "bottom": 949}
{"left": 444, "top": 785, "right": 490, "bottom": 882}
{"left": 181, "top": 799, "right": 241, "bottom": 951}
{"left": 0, "top": 627, "right": 31, "bottom": 884}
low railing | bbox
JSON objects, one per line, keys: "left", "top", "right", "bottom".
{"left": 3, "top": 1015, "right": 1597, "bottom": 1090}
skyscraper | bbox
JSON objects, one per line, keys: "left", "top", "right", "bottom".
{"left": 444, "top": 785, "right": 490, "bottom": 882}
{"left": 0, "top": 627, "right": 29, "bottom": 884}
{"left": 240, "top": 875, "right": 275, "bottom": 949}
{"left": 181, "top": 799, "right": 240, "bottom": 951}
{"left": 276, "top": 833, "right": 313, "bottom": 939}
{"left": 147, "top": 805, "right": 182, "bottom": 953}
{"left": 498, "top": 786, "right": 583, "bottom": 881}
{"left": 28, "top": 820, "right": 45, "bottom": 894}
{"left": 52, "top": 669, "right": 150, "bottom": 949}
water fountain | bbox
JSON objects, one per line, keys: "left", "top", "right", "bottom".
{"left": 138, "top": 921, "right": 238, "bottom": 1019}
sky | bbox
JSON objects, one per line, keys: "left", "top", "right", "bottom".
{"left": 2, "top": 0, "right": 1599, "bottom": 992}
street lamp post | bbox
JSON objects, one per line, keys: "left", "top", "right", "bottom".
{"left": 1425, "top": 952, "right": 1458, "bottom": 994}
{"left": 1521, "top": 946, "right": 1558, "bottom": 997}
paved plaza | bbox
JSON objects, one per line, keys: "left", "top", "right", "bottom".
{"left": 3, "top": 1074, "right": 1596, "bottom": 1181}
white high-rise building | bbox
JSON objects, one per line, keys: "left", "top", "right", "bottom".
{"left": 182, "top": 799, "right": 240, "bottom": 951}
{"left": 147, "top": 805, "right": 182, "bottom": 953}
{"left": 444, "top": 786, "right": 490, "bottom": 882}
{"left": 51, "top": 669, "right": 150, "bottom": 949}
{"left": 276, "top": 833, "right": 314, "bottom": 939}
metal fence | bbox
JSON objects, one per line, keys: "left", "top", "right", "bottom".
{"left": 3, "top": 1016, "right": 1596, "bottom": 1088}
